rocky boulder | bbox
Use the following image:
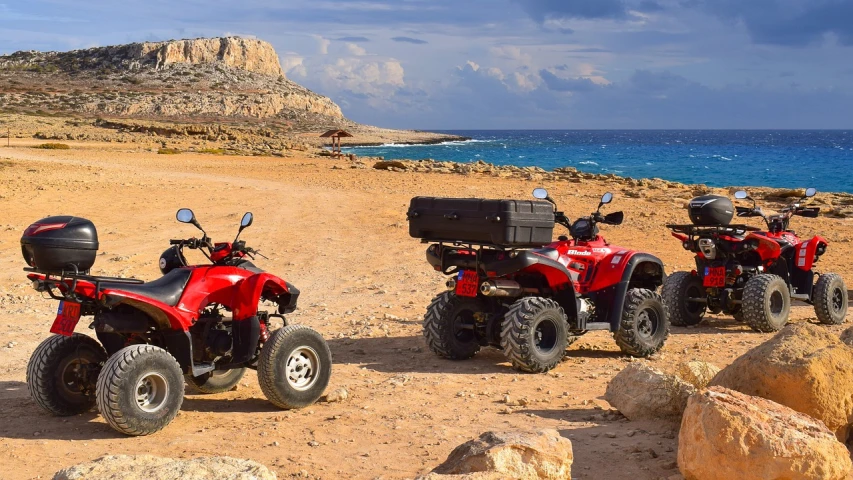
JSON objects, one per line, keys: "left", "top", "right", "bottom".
{"left": 418, "top": 429, "right": 572, "bottom": 480}
{"left": 676, "top": 361, "right": 720, "bottom": 389}
{"left": 604, "top": 363, "right": 695, "bottom": 421}
{"left": 840, "top": 325, "right": 853, "bottom": 347}
{"left": 711, "top": 323, "right": 853, "bottom": 441}
{"left": 53, "top": 455, "right": 277, "bottom": 480}
{"left": 678, "top": 387, "right": 851, "bottom": 480}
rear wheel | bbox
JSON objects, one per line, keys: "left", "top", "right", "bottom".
{"left": 96, "top": 345, "right": 184, "bottom": 436}
{"left": 501, "top": 297, "right": 568, "bottom": 373}
{"left": 742, "top": 274, "right": 791, "bottom": 332}
{"left": 615, "top": 288, "right": 669, "bottom": 357}
{"left": 813, "top": 273, "right": 848, "bottom": 325}
{"left": 662, "top": 271, "right": 706, "bottom": 326}
{"left": 423, "top": 292, "right": 485, "bottom": 360}
{"left": 258, "top": 325, "right": 331, "bottom": 409}
{"left": 27, "top": 334, "right": 107, "bottom": 416}
{"left": 185, "top": 368, "right": 246, "bottom": 394}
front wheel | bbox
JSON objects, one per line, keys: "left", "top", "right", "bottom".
{"left": 258, "top": 325, "right": 331, "bottom": 409}
{"left": 185, "top": 368, "right": 246, "bottom": 394}
{"left": 500, "top": 297, "right": 568, "bottom": 373}
{"left": 615, "top": 288, "right": 669, "bottom": 357}
{"left": 813, "top": 273, "right": 848, "bottom": 325}
{"left": 423, "top": 292, "right": 485, "bottom": 360}
{"left": 27, "top": 334, "right": 107, "bottom": 416}
{"left": 96, "top": 345, "right": 185, "bottom": 436}
{"left": 662, "top": 271, "right": 706, "bottom": 326}
{"left": 741, "top": 274, "right": 791, "bottom": 332}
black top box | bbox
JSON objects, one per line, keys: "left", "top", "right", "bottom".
{"left": 21, "top": 216, "right": 99, "bottom": 273}
{"left": 407, "top": 196, "right": 555, "bottom": 247}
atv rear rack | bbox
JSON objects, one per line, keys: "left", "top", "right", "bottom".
{"left": 666, "top": 224, "right": 760, "bottom": 236}
{"left": 426, "top": 240, "right": 531, "bottom": 276}
{"left": 24, "top": 266, "right": 143, "bottom": 303}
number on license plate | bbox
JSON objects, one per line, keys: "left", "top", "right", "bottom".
{"left": 455, "top": 270, "right": 480, "bottom": 297}
{"left": 703, "top": 266, "right": 726, "bottom": 288}
{"left": 50, "top": 301, "right": 81, "bottom": 336}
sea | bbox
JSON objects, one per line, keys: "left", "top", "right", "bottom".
{"left": 341, "top": 130, "right": 853, "bottom": 194}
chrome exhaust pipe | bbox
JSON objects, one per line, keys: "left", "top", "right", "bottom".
{"left": 480, "top": 279, "right": 523, "bottom": 297}
{"left": 446, "top": 279, "right": 457, "bottom": 291}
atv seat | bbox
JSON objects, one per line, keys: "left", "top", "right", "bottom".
{"left": 100, "top": 268, "right": 192, "bottom": 306}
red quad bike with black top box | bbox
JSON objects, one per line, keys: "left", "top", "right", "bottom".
{"left": 408, "top": 189, "right": 669, "bottom": 373}
{"left": 663, "top": 188, "right": 847, "bottom": 332}
{"left": 21, "top": 209, "right": 331, "bottom": 436}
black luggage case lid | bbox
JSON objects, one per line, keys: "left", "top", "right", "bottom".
{"left": 407, "top": 196, "right": 555, "bottom": 247}
{"left": 21, "top": 215, "right": 99, "bottom": 272}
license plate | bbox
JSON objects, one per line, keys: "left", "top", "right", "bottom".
{"left": 50, "top": 301, "right": 81, "bottom": 336}
{"left": 703, "top": 266, "right": 726, "bottom": 288}
{"left": 455, "top": 270, "right": 480, "bottom": 298}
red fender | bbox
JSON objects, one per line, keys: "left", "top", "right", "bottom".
{"left": 795, "top": 236, "right": 828, "bottom": 271}
{"left": 671, "top": 232, "right": 688, "bottom": 242}
{"left": 232, "top": 273, "right": 290, "bottom": 321}
{"left": 746, "top": 232, "right": 781, "bottom": 263}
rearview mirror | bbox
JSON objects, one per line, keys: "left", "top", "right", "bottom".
{"left": 241, "top": 212, "right": 253, "bottom": 228}
{"left": 176, "top": 208, "right": 195, "bottom": 224}
{"left": 805, "top": 187, "right": 817, "bottom": 198}
{"left": 600, "top": 192, "right": 613, "bottom": 205}
{"left": 734, "top": 190, "right": 748, "bottom": 199}
{"left": 533, "top": 188, "right": 548, "bottom": 200}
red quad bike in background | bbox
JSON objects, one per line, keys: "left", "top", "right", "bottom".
{"left": 21, "top": 209, "right": 331, "bottom": 436}
{"left": 664, "top": 188, "right": 847, "bottom": 332}
{"left": 408, "top": 189, "right": 669, "bottom": 373}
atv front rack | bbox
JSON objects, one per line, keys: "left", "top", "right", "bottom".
{"left": 25, "top": 266, "right": 143, "bottom": 303}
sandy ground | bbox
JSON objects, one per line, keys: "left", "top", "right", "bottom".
{"left": 1, "top": 139, "right": 851, "bottom": 480}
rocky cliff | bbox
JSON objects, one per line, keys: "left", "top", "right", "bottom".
{"left": 0, "top": 37, "right": 345, "bottom": 127}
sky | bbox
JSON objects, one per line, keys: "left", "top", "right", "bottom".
{"left": 2, "top": 0, "right": 853, "bottom": 129}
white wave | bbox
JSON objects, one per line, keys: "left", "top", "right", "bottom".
{"left": 579, "top": 161, "right": 599, "bottom": 165}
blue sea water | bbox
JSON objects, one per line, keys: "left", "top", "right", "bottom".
{"left": 342, "top": 130, "right": 853, "bottom": 193}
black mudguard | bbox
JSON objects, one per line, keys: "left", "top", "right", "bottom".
{"left": 604, "top": 253, "right": 666, "bottom": 331}
{"left": 231, "top": 315, "right": 261, "bottom": 364}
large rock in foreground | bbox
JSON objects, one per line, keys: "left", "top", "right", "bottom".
{"left": 604, "top": 363, "right": 695, "bottom": 421}
{"left": 676, "top": 360, "right": 720, "bottom": 389}
{"left": 678, "top": 387, "right": 851, "bottom": 480}
{"left": 711, "top": 323, "right": 853, "bottom": 441}
{"left": 418, "top": 429, "right": 572, "bottom": 480}
{"left": 54, "top": 455, "right": 276, "bottom": 480}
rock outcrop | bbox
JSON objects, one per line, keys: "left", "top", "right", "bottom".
{"left": 676, "top": 360, "right": 720, "bottom": 389}
{"left": 604, "top": 363, "right": 695, "bottom": 422}
{"left": 53, "top": 455, "right": 277, "bottom": 480}
{"left": 711, "top": 323, "right": 853, "bottom": 441}
{"left": 418, "top": 429, "right": 573, "bottom": 480}
{"left": 678, "top": 387, "right": 852, "bottom": 480}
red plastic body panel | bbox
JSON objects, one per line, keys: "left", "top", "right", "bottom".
{"left": 525, "top": 236, "right": 640, "bottom": 294}
{"left": 28, "top": 264, "right": 290, "bottom": 332}
{"left": 794, "top": 235, "right": 828, "bottom": 271}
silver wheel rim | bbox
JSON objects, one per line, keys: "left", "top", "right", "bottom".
{"left": 136, "top": 372, "right": 168, "bottom": 413}
{"left": 286, "top": 347, "right": 320, "bottom": 391}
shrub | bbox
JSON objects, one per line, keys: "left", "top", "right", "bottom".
{"left": 157, "top": 148, "right": 182, "bottom": 155}
{"left": 33, "top": 143, "right": 70, "bottom": 149}
{"left": 197, "top": 148, "right": 225, "bottom": 155}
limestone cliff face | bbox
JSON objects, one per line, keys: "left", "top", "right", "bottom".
{"left": 0, "top": 37, "right": 344, "bottom": 123}
{"left": 132, "top": 37, "right": 284, "bottom": 76}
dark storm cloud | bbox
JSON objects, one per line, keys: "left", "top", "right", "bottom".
{"left": 391, "top": 36, "right": 428, "bottom": 44}
{"left": 696, "top": 0, "right": 853, "bottom": 46}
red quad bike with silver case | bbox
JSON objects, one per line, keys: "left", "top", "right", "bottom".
{"left": 21, "top": 209, "right": 331, "bottom": 436}
{"left": 663, "top": 187, "right": 847, "bottom": 332}
{"left": 411, "top": 189, "right": 669, "bottom": 373}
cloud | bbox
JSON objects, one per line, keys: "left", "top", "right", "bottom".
{"left": 318, "top": 57, "right": 405, "bottom": 97}
{"left": 312, "top": 34, "right": 330, "bottom": 54}
{"left": 391, "top": 36, "right": 428, "bottom": 44}
{"left": 345, "top": 43, "right": 367, "bottom": 55}
{"left": 697, "top": 0, "right": 853, "bottom": 46}
{"left": 280, "top": 53, "right": 307, "bottom": 77}
{"left": 336, "top": 36, "right": 370, "bottom": 42}
{"left": 539, "top": 69, "right": 598, "bottom": 92}
{"left": 513, "top": 0, "right": 630, "bottom": 22}
{"left": 489, "top": 45, "right": 534, "bottom": 66}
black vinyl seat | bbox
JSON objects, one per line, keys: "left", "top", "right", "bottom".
{"left": 100, "top": 268, "right": 192, "bottom": 306}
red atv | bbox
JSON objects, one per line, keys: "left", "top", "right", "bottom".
{"left": 21, "top": 209, "right": 331, "bottom": 435}
{"left": 664, "top": 188, "right": 847, "bottom": 332}
{"left": 409, "top": 189, "right": 669, "bottom": 373}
